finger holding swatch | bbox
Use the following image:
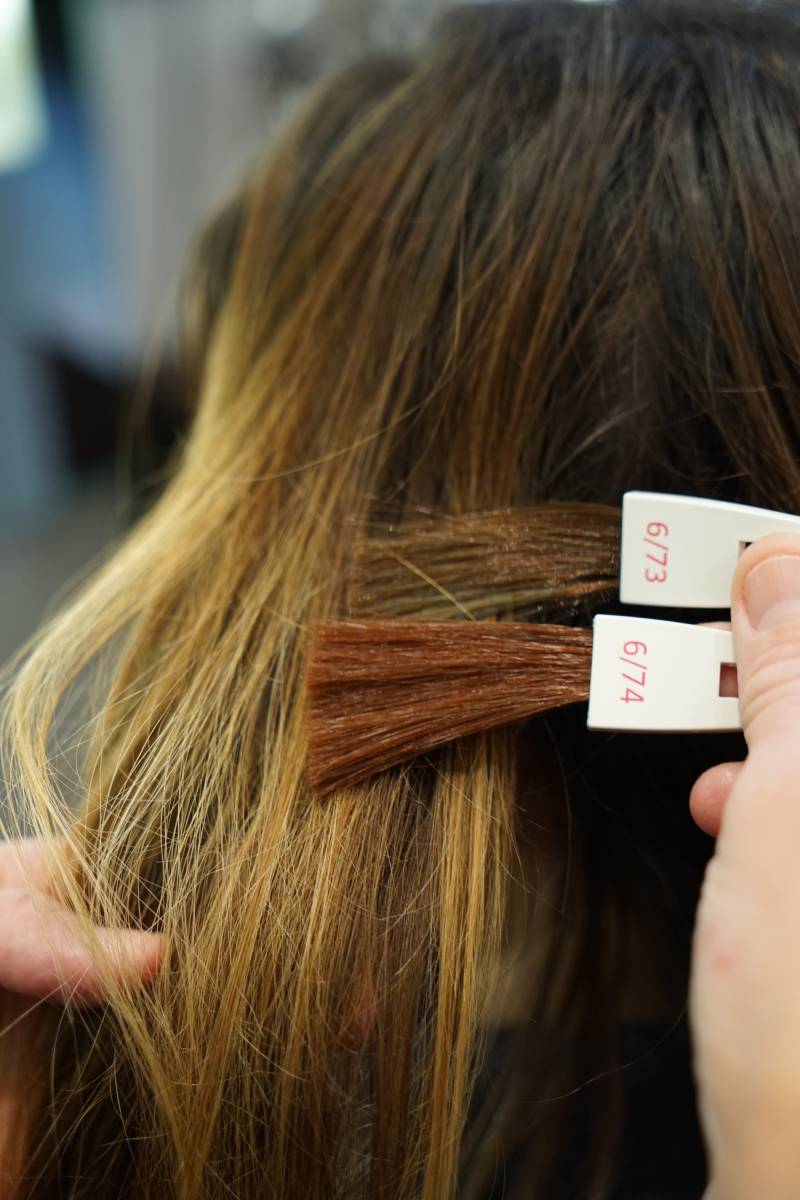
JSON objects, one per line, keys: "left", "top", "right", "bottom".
{"left": 690, "top": 533, "right": 800, "bottom": 1200}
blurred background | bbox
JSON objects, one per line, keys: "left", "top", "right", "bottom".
{"left": 0, "top": 0, "right": 472, "bottom": 664}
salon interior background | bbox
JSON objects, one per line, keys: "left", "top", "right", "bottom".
{"left": 0, "top": 0, "right": 603, "bottom": 665}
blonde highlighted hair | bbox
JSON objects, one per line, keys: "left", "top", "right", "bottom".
{"left": 6, "top": 2, "right": 800, "bottom": 1196}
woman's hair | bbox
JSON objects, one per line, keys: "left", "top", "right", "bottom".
{"left": 5, "top": 1, "right": 800, "bottom": 1196}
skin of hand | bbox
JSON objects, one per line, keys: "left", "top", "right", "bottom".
{"left": 690, "top": 533, "right": 800, "bottom": 1200}
{"left": 0, "top": 838, "right": 165, "bottom": 1192}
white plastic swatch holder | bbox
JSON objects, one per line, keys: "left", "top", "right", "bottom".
{"left": 619, "top": 491, "right": 800, "bottom": 608}
{"left": 587, "top": 615, "right": 740, "bottom": 733}
{"left": 586, "top": 491, "right": 800, "bottom": 732}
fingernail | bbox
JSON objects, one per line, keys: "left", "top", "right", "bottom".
{"left": 744, "top": 555, "right": 800, "bottom": 629}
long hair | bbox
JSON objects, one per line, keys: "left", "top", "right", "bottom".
{"left": 5, "top": 2, "right": 800, "bottom": 1196}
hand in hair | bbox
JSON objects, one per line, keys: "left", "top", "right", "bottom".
{"left": 0, "top": 838, "right": 165, "bottom": 1005}
{"left": 0, "top": 840, "right": 165, "bottom": 1193}
{"left": 689, "top": 534, "right": 800, "bottom": 1200}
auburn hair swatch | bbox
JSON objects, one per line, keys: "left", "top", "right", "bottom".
{"left": 307, "top": 618, "right": 594, "bottom": 794}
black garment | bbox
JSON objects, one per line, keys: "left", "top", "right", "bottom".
{"left": 474, "top": 1023, "right": 706, "bottom": 1199}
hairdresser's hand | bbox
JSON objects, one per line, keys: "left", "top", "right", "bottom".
{"left": 0, "top": 838, "right": 166, "bottom": 1192}
{"left": 0, "top": 837, "right": 165, "bottom": 1005}
{"left": 689, "top": 534, "right": 800, "bottom": 1200}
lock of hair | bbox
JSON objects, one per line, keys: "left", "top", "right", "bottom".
{"left": 306, "top": 620, "right": 593, "bottom": 796}
{"left": 348, "top": 504, "right": 620, "bottom": 620}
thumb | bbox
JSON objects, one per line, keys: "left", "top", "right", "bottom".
{"left": 733, "top": 532, "right": 800, "bottom": 754}
{"left": 691, "top": 532, "right": 800, "bottom": 1200}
